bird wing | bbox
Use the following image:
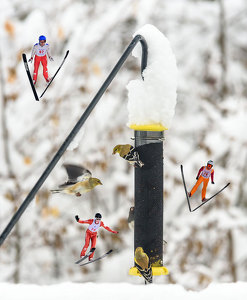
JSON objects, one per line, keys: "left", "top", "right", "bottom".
{"left": 134, "top": 249, "right": 152, "bottom": 283}
{"left": 119, "top": 144, "right": 132, "bottom": 157}
{"left": 57, "top": 164, "right": 91, "bottom": 188}
{"left": 58, "top": 182, "right": 74, "bottom": 188}
{"left": 134, "top": 255, "right": 149, "bottom": 270}
{"left": 63, "top": 164, "right": 91, "bottom": 182}
{"left": 78, "top": 171, "right": 92, "bottom": 182}
{"left": 134, "top": 248, "right": 149, "bottom": 270}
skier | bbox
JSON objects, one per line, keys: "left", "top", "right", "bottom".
{"left": 28, "top": 35, "right": 54, "bottom": 85}
{"left": 75, "top": 213, "right": 118, "bottom": 260}
{"left": 188, "top": 160, "right": 215, "bottom": 202}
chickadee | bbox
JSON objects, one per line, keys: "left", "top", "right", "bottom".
{"left": 51, "top": 164, "right": 102, "bottom": 197}
{"left": 112, "top": 144, "right": 144, "bottom": 168}
{"left": 134, "top": 247, "right": 152, "bottom": 284}
{"left": 127, "top": 206, "right": 135, "bottom": 230}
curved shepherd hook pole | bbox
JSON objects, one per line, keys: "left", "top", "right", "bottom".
{"left": 0, "top": 35, "right": 148, "bottom": 247}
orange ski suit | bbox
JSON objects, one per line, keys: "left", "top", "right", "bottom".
{"left": 190, "top": 166, "right": 214, "bottom": 200}
{"left": 78, "top": 218, "right": 117, "bottom": 259}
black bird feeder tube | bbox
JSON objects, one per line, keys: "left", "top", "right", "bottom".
{"left": 0, "top": 35, "right": 148, "bottom": 247}
{"left": 134, "top": 131, "right": 164, "bottom": 267}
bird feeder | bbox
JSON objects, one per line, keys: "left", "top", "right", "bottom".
{"left": 127, "top": 24, "right": 177, "bottom": 280}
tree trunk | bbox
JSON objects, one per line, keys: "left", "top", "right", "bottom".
{"left": 218, "top": 0, "right": 228, "bottom": 99}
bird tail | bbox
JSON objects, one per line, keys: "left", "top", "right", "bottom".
{"left": 135, "top": 262, "right": 153, "bottom": 284}
{"left": 133, "top": 152, "right": 144, "bottom": 168}
{"left": 50, "top": 189, "right": 61, "bottom": 194}
{"left": 135, "top": 160, "right": 144, "bottom": 168}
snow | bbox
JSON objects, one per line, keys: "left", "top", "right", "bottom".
{"left": 0, "top": 282, "right": 247, "bottom": 300}
{"left": 127, "top": 24, "right": 178, "bottom": 129}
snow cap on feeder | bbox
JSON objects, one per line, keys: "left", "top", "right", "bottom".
{"left": 127, "top": 24, "right": 178, "bottom": 131}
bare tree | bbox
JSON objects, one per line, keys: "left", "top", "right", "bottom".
{"left": 218, "top": 0, "right": 228, "bottom": 99}
{"left": 0, "top": 50, "right": 22, "bottom": 283}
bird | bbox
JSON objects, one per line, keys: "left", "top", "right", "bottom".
{"left": 134, "top": 247, "right": 153, "bottom": 284}
{"left": 112, "top": 144, "right": 144, "bottom": 168}
{"left": 127, "top": 206, "right": 135, "bottom": 230}
{"left": 51, "top": 164, "right": 102, "bottom": 197}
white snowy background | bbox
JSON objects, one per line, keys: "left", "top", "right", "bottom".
{"left": 0, "top": 0, "right": 247, "bottom": 298}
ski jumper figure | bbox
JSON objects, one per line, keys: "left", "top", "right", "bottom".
{"left": 75, "top": 213, "right": 118, "bottom": 260}
{"left": 189, "top": 160, "right": 215, "bottom": 202}
{"left": 28, "top": 35, "right": 53, "bottom": 85}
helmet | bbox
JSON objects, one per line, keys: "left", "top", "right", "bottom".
{"left": 207, "top": 160, "right": 213, "bottom": 166}
{"left": 95, "top": 213, "right": 102, "bottom": 219}
{"left": 39, "top": 35, "right": 46, "bottom": 41}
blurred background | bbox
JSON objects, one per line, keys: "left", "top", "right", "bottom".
{"left": 0, "top": 0, "right": 247, "bottom": 290}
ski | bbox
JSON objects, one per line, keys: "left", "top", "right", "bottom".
{"left": 180, "top": 165, "right": 192, "bottom": 212}
{"left": 79, "top": 249, "right": 113, "bottom": 267}
{"left": 22, "top": 53, "right": 39, "bottom": 101}
{"left": 192, "top": 182, "right": 230, "bottom": 212}
{"left": 75, "top": 247, "right": 96, "bottom": 264}
{"left": 40, "top": 50, "right": 69, "bottom": 98}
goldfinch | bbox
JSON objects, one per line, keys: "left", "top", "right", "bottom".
{"left": 112, "top": 144, "right": 144, "bottom": 168}
{"left": 134, "top": 247, "right": 153, "bottom": 284}
{"left": 51, "top": 164, "right": 102, "bottom": 197}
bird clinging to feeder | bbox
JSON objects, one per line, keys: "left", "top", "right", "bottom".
{"left": 112, "top": 144, "right": 144, "bottom": 168}
{"left": 134, "top": 247, "right": 153, "bottom": 284}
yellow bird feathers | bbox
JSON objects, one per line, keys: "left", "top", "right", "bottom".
{"left": 112, "top": 144, "right": 144, "bottom": 168}
{"left": 51, "top": 177, "right": 102, "bottom": 197}
{"left": 134, "top": 247, "right": 153, "bottom": 283}
{"left": 134, "top": 247, "right": 150, "bottom": 270}
{"left": 112, "top": 144, "right": 133, "bottom": 157}
{"left": 51, "top": 164, "right": 102, "bottom": 197}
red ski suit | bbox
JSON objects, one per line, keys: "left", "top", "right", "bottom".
{"left": 34, "top": 56, "right": 49, "bottom": 82}
{"left": 30, "top": 43, "right": 51, "bottom": 82}
{"left": 78, "top": 218, "right": 117, "bottom": 259}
